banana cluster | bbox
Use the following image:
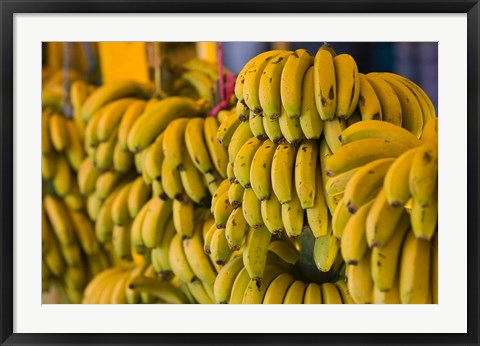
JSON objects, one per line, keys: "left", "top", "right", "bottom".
{"left": 329, "top": 118, "right": 438, "bottom": 304}
{"left": 42, "top": 195, "right": 112, "bottom": 303}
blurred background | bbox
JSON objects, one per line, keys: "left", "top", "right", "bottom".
{"left": 42, "top": 41, "right": 438, "bottom": 112}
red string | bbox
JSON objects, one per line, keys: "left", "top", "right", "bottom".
{"left": 208, "top": 42, "right": 234, "bottom": 117}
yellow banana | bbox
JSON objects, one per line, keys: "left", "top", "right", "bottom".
{"left": 203, "top": 116, "right": 228, "bottom": 178}
{"left": 242, "top": 187, "right": 264, "bottom": 228}
{"left": 225, "top": 206, "right": 249, "bottom": 251}
{"left": 162, "top": 117, "right": 191, "bottom": 170}
{"left": 323, "top": 118, "right": 346, "bottom": 154}
{"left": 399, "top": 230, "right": 431, "bottom": 304}
{"left": 371, "top": 212, "right": 410, "bottom": 291}
{"left": 112, "top": 222, "right": 132, "bottom": 261}
{"left": 169, "top": 232, "right": 196, "bottom": 283}
{"left": 365, "top": 75, "right": 402, "bottom": 126}
{"left": 335, "top": 280, "right": 356, "bottom": 304}
{"left": 306, "top": 160, "right": 328, "bottom": 237}
{"left": 314, "top": 224, "right": 340, "bottom": 272}
{"left": 86, "top": 193, "right": 103, "bottom": 221}
{"left": 313, "top": 46, "right": 337, "bottom": 121}
{"left": 152, "top": 218, "right": 176, "bottom": 275}
{"left": 347, "top": 250, "right": 374, "bottom": 304}
{"left": 383, "top": 147, "right": 418, "bottom": 207}
{"left": 278, "top": 105, "right": 305, "bottom": 144}
{"left": 172, "top": 197, "right": 195, "bottom": 239}
{"left": 210, "top": 178, "right": 231, "bottom": 213}
{"left": 229, "top": 267, "right": 251, "bottom": 304}
{"left": 263, "top": 272, "right": 295, "bottom": 304}
{"left": 334, "top": 54, "right": 360, "bottom": 119}
{"left": 127, "top": 176, "right": 151, "bottom": 219}
{"left": 321, "top": 282, "right": 343, "bottom": 304}
{"left": 80, "top": 81, "right": 150, "bottom": 122}
{"left": 243, "top": 225, "right": 272, "bottom": 285}
{"left": 233, "top": 136, "right": 263, "bottom": 188}
{"left": 209, "top": 227, "right": 232, "bottom": 266}
{"left": 343, "top": 158, "right": 394, "bottom": 214}
{"left": 235, "top": 50, "right": 284, "bottom": 102}
{"left": 260, "top": 193, "right": 284, "bottom": 235}
{"left": 127, "top": 96, "right": 205, "bottom": 153}
{"left": 228, "top": 181, "right": 244, "bottom": 209}
{"left": 49, "top": 113, "right": 69, "bottom": 151}
{"left": 271, "top": 142, "right": 296, "bottom": 204}
{"left": 373, "top": 276, "right": 401, "bottom": 304}
{"left": 129, "top": 275, "right": 189, "bottom": 304}
{"left": 259, "top": 51, "right": 293, "bottom": 119}
{"left": 94, "top": 127, "right": 118, "bottom": 171}
{"left": 281, "top": 181, "right": 304, "bottom": 238}
{"left": 249, "top": 109, "right": 267, "bottom": 140}
{"left": 299, "top": 66, "right": 324, "bottom": 139}
{"left": 141, "top": 197, "right": 173, "bottom": 248}
{"left": 250, "top": 139, "right": 278, "bottom": 201}
{"left": 409, "top": 138, "right": 438, "bottom": 205}
{"left": 64, "top": 120, "right": 86, "bottom": 172}
{"left": 410, "top": 194, "right": 437, "bottom": 241}
{"left": 325, "top": 138, "right": 409, "bottom": 177}
{"left": 52, "top": 155, "right": 74, "bottom": 197}
{"left": 179, "top": 149, "right": 209, "bottom": 206}
{"left": 95, "top": 183, "right": 126, "bottom": 243}
{"left": 303, "top": 282, "right": 322, "bottom": 304}
{"left": 366, "top": 188, "right": 405, "bottom": 248}
{"left": 267, "top": 239, "right": 299, "bottom": 265}
{"left": 117, "top": 99, "right": 146, "bottom": 150}
{"left": 341, "top": 200, "right": 374, "bottom": 265}
{"left": 213, "top": 189, "right": 233, "bottom": 228}
{"left": 227, "top": 120, "right": 254, "bottom": 164}
{"left": 357, "top": 73, "right": 382, "bottom": 120}
{"left": 96, "top": 98, "right": 135, "bottom": 142}
{"left": 143, "top": 132, "right": 164, "bottom": 181}
{"left": 185, "top": 117, "right": 214, "bottom": 174}
{"left": 183, "top": 222, "right": 217, "bottom": 285}
{"left": 294, "top": 140, "right": 319, "bottom": 209}
{"left": 42, "top": 153, "right": 57, "bottom": 180}
{"left": 262, "top": 115, "right": 284, "bottom": 144}
{"left": 372, "top": 73, "right": 423, "bottom": 138}
{"left": 181, "top": 69, "right": 213, "bottom": 104}
{"left": 161, "top": 158, "right": 184, "bottom": 201}
{"left": 332, "top": 196, "right": 351, "bottom": 240}
{"left": 280, "top": 48, "right": 314, "bottom": 118}
{"left": 94, "top": 171, "right": 125, "bottom": 200}
{"left": 243, "top": 264, "right": 285, "bottom": 304}
{"left": 43, "top": 195, "right": 75, "bottom": 246}
{"left": 68, "top": 209, "right": 99, "bottom": 255}
{"left": 283, "top": 280, "right": 307, "bottom": 304}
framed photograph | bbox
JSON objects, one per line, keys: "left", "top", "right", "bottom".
{"left": 1, "top": 1, "right": 479, "bottom": 345}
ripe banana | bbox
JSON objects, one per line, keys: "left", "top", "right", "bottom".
{"left": 321, "top": 282, "right": 343, "bottom": 304}
{"left": 259, "top": 51, "right": 292, "bottom": 119}
{"left": 161, "top": 158, "right": 184, "bottom": 201}
{"left": 94, "top": 127, "right": 118, "bottom": 171}
{"left": 179, "top": 149, "right": 209, "bottom": 206}
{"left": 210, "top": 178, "right": 230, "bottom": 213}
{"left": 335, "top": 280, "right": 356, "bottom": 304}
{"left": 209, "top": 227, "right": 232, "bottom": 266}
{"left": 267, "top": 239, "right": 299, "bottom": 265}
{"left": 229, "top": 267, "right": 252, "bottom": 304}
{"left": 303, "top": 282, "right": 322, "bottom": 304}
{"left": 227, "top": 120, "right": 254, "bottom": 164}
{"left": 96, "top": 98, "right": 135, "bottom": 142}
{"left": 283, "top": 280, "right": 307, "bottom": 304}
{"left": 183, "top": 222, "right": 217, "bottom": 285}
{"left": 366, "top": 188, "right": 405, "bottom": 248}
{"left": 213, "top": 189, "right": 233, "bottom": 228}
{"left": 365, "top": 75, "right": 402, "bottom": 126}
{"left": 127, "top": 96, "right": 205, "bottom": 153}
{"left": 141, "top": 197, "right": 173, "bottom": 248}
{"left": 243, "top": 264, "right": 285, "bottom": 304}
{"left": 299, "top": 66, "right": 324, "bottom": 139}
{"left": 281, "top": 181, "right": 304, "bottom": 238}
{"left": 371, "top": 212, "right": 410, "bottom": 291}
{"left": 334, "top": 54, "right": 360, "bottom": 119}
{"left": 242, "top": 187, "right": 264, "bottom": 228}
{"left": 341, "top": 199, "right": 374, "bottom": 265}
{"left": 249, "top": 110, "right": 267, "bottom": 140}
{"left": 68, "top": 210, "right": 99, "bottom": 255}
{"left": 325, "top": 138, "right": 409, "bottom": 177}
{"left": 52, "top": 155, "right": 74, "bottom": 197}
{"left": 217, "top": 110, "right": 242, "bottom": 148}
{"left": 162, "top": 117, "right": 191, "bottom": 170}
{"left": 117, "top": 99, "right": 146, "bottom": 150}
{"left": 143, "top": 132, "right": 164, "bottom": 181}
{"left": 313, "top": 46, "right": 336, "bottom": 121}
{"left": 278, "top": 105, "right": 305, "bottom": 144}
{"left": 410, "top": 194, "right": 437, "bottom": 241}
{"left": 306, "top": 160, "right": 329, "bottom": 237}
{"left": 347, "top": 250, "right": 374, "bottom": 304}
{"left": 294, "top": 140, "right": 319, "bottom": 209}
{"left": 270, "top": 142, "right": 296, "bottom": 205}
{"left": 243, "top": 225, "right": 272, "bottom": 286}
{"left": 49, "top": 113, "right": 69, "bottom": 151}
{"left": 343, "top": 158, "right": 394, "bottom": 214}
{"left": 94, "top": 171, "right": 125, "bottom": 200}
{"left": 112, "top": 222, "right": 132, "bottom": 261}
{"left": 127, "top": 176, "right": 151, "bottom": 219}
{"left": 225, "top": 206, "right": 249, "bottom": 250}
{"left": 332, "top": 196, "right": 351, "bottom": 240}
{"left": 81, "top": 81, "right": 150, "bottom": 122}
{"left": 64, "top": 120, "right": 86, "bottom": 172}
{"left": 383, "top": 147, "right": 418, "bottom": 207}
{"left": 213, "top": 255, "right": 245, "bottom": 303}
{"left": 399, "top": 230, "right": 431, "bottom": 304}
{"left": 260, "top": 193, "right": 284, "bottom": 235}
{"left": 280, "top": 48, "right": 314, "bottom": 118}
{"left": 323, "top": 118, "right": 346, "bottom": 154}
{"left": 169, "top": 232, "right": 196, "bottom": 283}
{"left": 228, "top": 181, "right": 244, "bottom": 209}
{"left": 250, "top": 139, "right": 278, "bottom": 201}
{"left": 203, "top": 116, "right": 229, "bottom": 178}
{"left": 43, "top": 195, "right": 75, "bottom": 246}
{"left": 233, "top": 136, "right": 263, "bottom": 188}
{"left": 172, "top": 197, "right": 195, "bottom": 239}
{"left": 409, "top": 138, "right": 438, "bottom": 206}
{"left": 262, "top": 115, "right": 284, "bottom": 144}
{"left": 263, "top": 273, "right": 295, "bottom": 304}
{"left": 372, "top": 73, "right": 423, "bottom": 138}
{"left": 357, "top": 73, "right": 382, "bottom": 120}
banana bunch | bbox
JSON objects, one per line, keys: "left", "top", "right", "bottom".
{"left": 42, "top": 195, "right": 112, "bottom": 303}
{"left": 328, "top": 119, "right": 438, "bottom": 303}
{"left": 42, "top": 68, "right": 86, "bottom": 113}
{"left": 81, "top": 263, "right": 196, "bottom": 304}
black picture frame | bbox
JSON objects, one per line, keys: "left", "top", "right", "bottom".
{"left": 1, "top": 1, "right": 479, "bottom": 345}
